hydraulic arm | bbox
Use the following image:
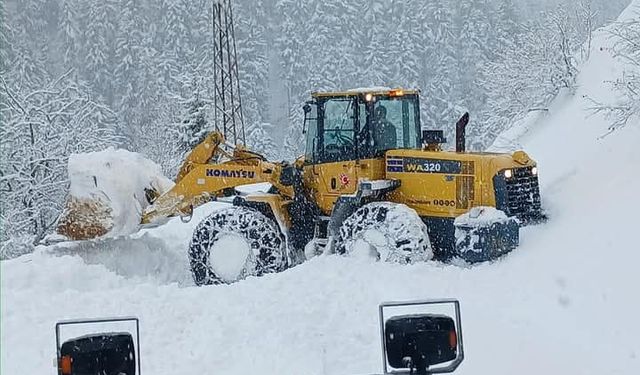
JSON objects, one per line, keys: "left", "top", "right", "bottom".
{"left": 141, "top": 132, "right": 294, "bottom": 225}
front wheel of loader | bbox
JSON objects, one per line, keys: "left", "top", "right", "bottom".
{"left": 188, "top": 206, "right": 287, "bottom": 286}
{"left": 334, "top": 202, "right": 433, "bottom": 263}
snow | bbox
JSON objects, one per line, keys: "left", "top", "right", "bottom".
{"left": 351, "top": 230, "right": 388, "bottom": 261}
{"left": 62, "top": 148, "right": 174, "bottom": 238}
{"left": 234, "top": 182, "right": 273, "bottom": 195}
{"left": 2, "top": 4, "right": 640, "bottom": 375}
{"left": 453, "top": 206, "right": 511, "bottom": 227}
{"left": 346, "top": 86, "right": 393, "bottom": 92}
{"left": 209, "top": 233, "right": 252, "bottom": 283}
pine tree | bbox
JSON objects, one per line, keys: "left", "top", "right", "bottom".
{"left": 236, "top": 0, "right": 270, "bottom": 137}
{"left": 80, "top": 0, "right": 118, "bottom": 105}
{"left": 355, "top": 0, "right": 393, "bottom": 86}
{"left": 276, "top": 0, "right": 315, "bottom": 159}
{"left": 0, "top": 0, "right": 13, "bottom": 79}
{"left": 417, "top": 0, "right": 458, "bottom": 132}
{"left": 9, "top": 0, "right": 50, "bottom": 90}
{"left": 57, "top": 0, "right": 80, "bottom": 76}
{"left": 246, "top": 122, "right": 278, "bottom": 159}
{"left": 176, "top": 79, "right": 209, "bottom": 154}
{"left": 114, "top": 0, "right": 145, "bottom": 128}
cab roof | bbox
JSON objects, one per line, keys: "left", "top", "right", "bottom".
{"left": 311, "top": 87, "right": 420, "bottom": 98}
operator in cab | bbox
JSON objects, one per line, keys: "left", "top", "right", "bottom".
{"left": 372, "top": 105, "right": 397, "bottom": 151}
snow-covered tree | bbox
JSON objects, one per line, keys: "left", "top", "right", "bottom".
{"left": 176, "top": 87, "right": 209, "bottom": 154}
{"left": 590, "top": 11, "right": 640, "bottom": 131}
{"left": 236, "top": 0, "right": 270, "bottom": 131}
{"left": 57, "top": 0, "right": 80, "bottom": 76}
{"left": 477, "top": 5, "right": 596, "bottom": 149}
{"left": 115, "top": 0, "right": 145, "bottom": 115}
{"left": 79, "top": 0, "right": 118, "bottom": 105}
{"left": 8, "top": 0, "right": 50, "bottom": 90}
{"left": 246, "top": 122, "right": 278, "bottom": 159}
{"left": 0, "top": 71, "right": 120, "bottom": 258}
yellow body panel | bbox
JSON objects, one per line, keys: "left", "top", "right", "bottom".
{"left": 302, "top": 149, "right": 535, "bottom": 219}
{"left": 302, "top": 158, "right": 385, "bottom": 215}
{"left": 385, "top": 149, "right": 535, "bottom": 218}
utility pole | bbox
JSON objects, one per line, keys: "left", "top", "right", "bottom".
{"left": 211, "top": 0, "right": 245, "bottom": 145}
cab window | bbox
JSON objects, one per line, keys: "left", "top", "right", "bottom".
{"left": 304, "top": 94, "right": 420, "bottom": 164}
{"left": 315, "top": 97, "right": 357, "bottom": 163}
{"left": 371, "top": 96, "right": 420, "bottom": 154}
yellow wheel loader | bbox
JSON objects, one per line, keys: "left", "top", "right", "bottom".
{"left": 58, "top": 88, "right": 543, "bottom": 285}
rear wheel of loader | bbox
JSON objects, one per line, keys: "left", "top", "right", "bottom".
{"left": 188, "top": 206, "right": 287, "bottom": 286}
{"left": 334, "top": 202, "right": 433, "bottom": 263}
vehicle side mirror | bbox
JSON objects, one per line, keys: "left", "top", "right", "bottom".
{"left": 59, "top": 333, "right": 136, "bottom": 375}
{"left": 380, "top": 299, "right": 464, "bottom": 375}
{"left": 302, "top": 102, "right": 315, "bottom": 134}
{"left": 385, "top": 314, "right": 457, "bottom": 370}
{"left": 56, "top": 317, "right": 140, "bottom": 375}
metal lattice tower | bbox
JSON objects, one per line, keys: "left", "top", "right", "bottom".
{"left": 211, "top": 0, "right": 245, "bottom": 145}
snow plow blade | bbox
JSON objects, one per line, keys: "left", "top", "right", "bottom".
{"left": 56, "top": 148, "right": 174, "bottom": 241}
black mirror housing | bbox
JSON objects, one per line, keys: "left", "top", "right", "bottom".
{"left": 60, "top": 333, "right": 136, "bottom": 375}
{"left": 385, "top": 314, "right": 457, "bottom": 370}
{"left": 56, "top": 317, "right": 140, "bottom": 375}
{"left": 379, "top": 299, "right": 464, "bottom": 374}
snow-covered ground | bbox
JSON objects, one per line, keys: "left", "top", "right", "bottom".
{"left": 2, "top": 4, "right": 640, "bottom": 375}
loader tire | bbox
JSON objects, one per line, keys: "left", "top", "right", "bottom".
{"left": 188, "top": 206, "right": 286, "bottom": 286}
{"left": 334, "top": 202, "right": 433, "bottom": 263}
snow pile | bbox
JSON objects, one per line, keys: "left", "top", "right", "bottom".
{"left": 453, "top": 206, "right": 511, "bottom": 227}
{"left": 57, "top": 148, "right": 174, "bottom": 240}
{"left": 346, "top": 86, "right": 393, "bottom": 92}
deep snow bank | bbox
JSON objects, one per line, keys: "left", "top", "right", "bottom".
{"left": 2, "top": 3, "right": 640, "bottom": 375}
{"left": 44, "top": 201, "right": 230, "bottom": 285}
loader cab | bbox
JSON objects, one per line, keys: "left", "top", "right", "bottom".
{"left": 304, "top": 88, "right": 421, "bottom": 165}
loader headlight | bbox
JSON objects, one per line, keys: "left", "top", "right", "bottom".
{"left": 531, "top": 166, "right": 538, "bottom": 176}
{"left": 504, "top": 169, "right": 513, "bottom": 179}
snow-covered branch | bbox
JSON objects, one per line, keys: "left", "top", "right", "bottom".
{"left": 591, "top": 12, "right": 640, "bottom": 131}
{"left": 0, "top": 73, "right": 119, "bottom": 258}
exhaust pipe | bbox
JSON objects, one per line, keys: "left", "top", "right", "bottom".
{"left": 456, "top": 112, "right": 469, "bottom": 153}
